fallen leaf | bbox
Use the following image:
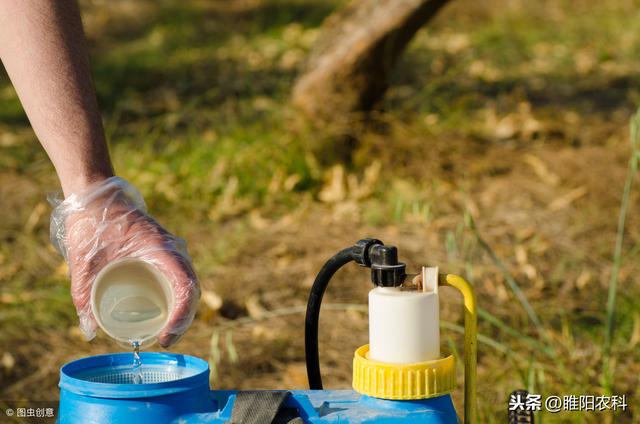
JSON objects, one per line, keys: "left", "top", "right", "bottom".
{"left": 524, "top": 154, "right": 560, "bottom": 186}
{"left": 245, "top": 295, "right": 266, "bottom": 319}
{"left": 495, "top": 114, "right": 517, "bottom": 140}
{"left": 548, "top": 186, "right": 588, "bottom": 211}
{"left": 318, "top": 165, "right": 346, "bottom": 203}
{"left": 1, "top": 352, "right": 15, "bottom": 370}
{"left": 248, "top": 210, "right": 269, "bottom": 230}
{"left": 202, "top": 290, "right": 223, "bottom": 312}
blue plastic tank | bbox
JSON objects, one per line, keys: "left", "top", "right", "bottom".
{"left": 58, "top": 352, "right": 458, "bottom": 423}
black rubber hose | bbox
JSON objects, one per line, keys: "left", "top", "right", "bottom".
{"left": 305, "top": 247, "right": 357, "bottom": 390}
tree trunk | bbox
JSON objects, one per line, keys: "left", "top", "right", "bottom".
{"left": 291, "top": 0, "right": 449, "bottom": 128}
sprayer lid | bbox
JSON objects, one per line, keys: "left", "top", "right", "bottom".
{"left": 352, "top": 345, "right": 455, "bottom": 400}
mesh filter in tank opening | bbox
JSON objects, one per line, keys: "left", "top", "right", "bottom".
{"left": 75, "top": 364, "right": 197, "bottom": 384}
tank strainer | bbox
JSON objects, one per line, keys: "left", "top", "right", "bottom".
{"left": 75, "top": 364, "right": 195, "bottom": 384}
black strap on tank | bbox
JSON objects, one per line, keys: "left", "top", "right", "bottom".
{"left": 230, "top": 391, "right": 303, "bottom": 424}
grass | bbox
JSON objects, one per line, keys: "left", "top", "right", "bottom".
{"left": 1, "top": 0, "right": 640, "bottom": 422}
{"left": 603, "top": 108, "right": 640, "bottom": 398}
{"left": 466, "top": 212, "right": 545, "bottom": 335}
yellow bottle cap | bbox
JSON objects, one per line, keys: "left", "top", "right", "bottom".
{"left": 352, "top": 345, "right": 456, "bottom": 400}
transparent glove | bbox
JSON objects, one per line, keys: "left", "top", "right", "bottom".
{"left": 49, "top": 176, "right": 200, "bottom": 348}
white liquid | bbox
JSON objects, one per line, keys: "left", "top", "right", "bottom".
{"left": 99, "top": 292, "right": 167, "bottom": 342}
{"left": 111, "top": 296, "right": 162, "bottom": 323}
{"left": 132, "top": 341, "right": 143, "bottom": 384}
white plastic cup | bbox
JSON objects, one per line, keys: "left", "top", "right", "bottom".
{"left": 91, "top": 258, "right": 173, "bottom": 348}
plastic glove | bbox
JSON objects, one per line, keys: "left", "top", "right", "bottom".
{"left": 49, "top": 176, "right": 200, "bottom": 348}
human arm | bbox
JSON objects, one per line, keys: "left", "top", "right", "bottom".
{"left": 0, "top": 0, "right": 199, "bottom": 347}
{"left": 0, "top": 0, "right": 113, "bottom": 196}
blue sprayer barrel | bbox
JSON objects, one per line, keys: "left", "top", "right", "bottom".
{"left": 58, "top": 352, "right": 458, "bottom": 423}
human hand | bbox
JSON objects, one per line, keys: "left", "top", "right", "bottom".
{"left": 50, "top": 177, "right": 199, "bottom": 348}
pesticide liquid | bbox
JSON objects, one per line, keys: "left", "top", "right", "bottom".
{"left": 111, "top": 296, "right": 163, "bottom": 323}
{"left": 132, "top": 341, "right": 143, "bottom": 384}
{"left": 98, "top": 291, "right": 168, "bottom": 343}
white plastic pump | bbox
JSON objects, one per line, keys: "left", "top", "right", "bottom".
{"left": 368, "top": 267, "right": 439, "bottom": 364}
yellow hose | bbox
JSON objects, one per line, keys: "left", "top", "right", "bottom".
{"left": 441, "top": 274, "right": 478, "bottom": 424}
